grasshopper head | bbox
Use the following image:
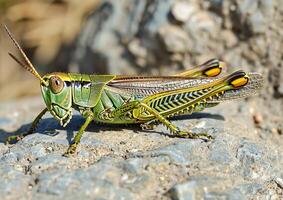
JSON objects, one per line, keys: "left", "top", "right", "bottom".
{"left": 4, "top": 25, "right": 73, "bottom": 127}
{"left": 41, "top": 73, "right": 73, "bottom": 127}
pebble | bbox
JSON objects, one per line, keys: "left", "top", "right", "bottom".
{"left": 127, "top": 39, "right": 148, "bottom": 68}
{"left": 274, "top": 177, "right": 283, "bottom": 189}
{"left": 128, "top": 39, "right": 147, "bottom": 58}
{"left": 253, "top": 113, "right": 263, "bottom": 126}
{"left": 171, "top": 1, "right": 197, "bottom": 23}
{"left": 169, "top": 181, "right": 197, "bottom": 200}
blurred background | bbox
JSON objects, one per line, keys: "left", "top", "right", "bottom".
{"left": 0, "top": 0, "right": 282, "bottom": 133}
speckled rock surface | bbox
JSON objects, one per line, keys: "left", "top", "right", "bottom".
{"left": 0, "top": 97, "right": 282, "bottom": 200}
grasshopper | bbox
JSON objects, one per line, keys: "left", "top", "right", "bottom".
{"left": 4, "top": 25, "right": 263, "bottom": 156}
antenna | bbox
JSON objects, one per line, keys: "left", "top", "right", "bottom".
{"left": 3, "top": 24, "right": 48, "bottom": 86}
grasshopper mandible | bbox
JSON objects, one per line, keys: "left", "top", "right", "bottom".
{"left": 4, "top": 25, "right": 263, "bottom": 156}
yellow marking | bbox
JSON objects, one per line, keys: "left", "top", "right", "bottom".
{"left": 204, "top": 67, "right": 221, "bottom": 77}
{"left": 231, "top": 77, "right": 248, "bottom": 88}
{"left": 43, "top": 73, "right": 71, "bottom": 82}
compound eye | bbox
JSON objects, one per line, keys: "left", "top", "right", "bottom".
{"left": 50, "top": 76, "right": 64, "bottom": 94}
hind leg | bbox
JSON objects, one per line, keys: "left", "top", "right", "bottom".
{"left": 139, "top": 103, "right": 213, "bottom": 140}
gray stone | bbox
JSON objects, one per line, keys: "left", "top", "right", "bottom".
{"left": 30, "top": 144, "right": 47, "bottom": 158}
{"left": 127, "top": 39, "right": 148, "bottom": 68}
{"left": 205, "top": 191, "right": 247, "bottom": 200}
{"left": 208, "top": 139, "right": 233, "bottom": 165}
{"left": 249, "top": 36, "right": 267, "bottom": 57}
{"left": 36, "top": 159, "right": 135, "bottom": 199}
{"left": 0, "top": 152, "right": 20, "bottom": 164}
{"left": 221, "top": 30, "right": 238, "bottom": 48}
{"left": 235, "top": 183, "right": 263, "bottom": 196}
{"left": 0, "top": 143, "right": 8, "bottom": 154}
{"left": 274, "top": 177, "right": 283, "bottom": 189}
{"left": 30, "top": 154, "right": 69, "bottom": 174}
{"left": 226, "top": 189, "right": 246, "bottom": 200}
{"left": 0, "top": 166, "right": 33, "bottom": 199}
{"left": 123, "top": 157, "right": 147, "bottom": 173}
{"left": 147, "top": 141, "right": 202, "bottom": 165}
{"left": 236, "top": 142, "right": 272, "bottom": 180}
{"left": 207, "top": 0, "right": 224, "bottom": 8}
{"left": 171, "top": 1, "right": 197, "bottom": 23}
{"left": 247, "top": 10, "right": 266, "bottom": 34}
{"left": 238, "top": 0, "right": 258, "bottom": 16}
{"left": 169, "top": 181, "right": 197, "bottom": 200}
{"left": 277, "top": 83, "right": 283, "bottom": 96}
{"left": 158, "top": 25, "right": 191, "bottom": 53}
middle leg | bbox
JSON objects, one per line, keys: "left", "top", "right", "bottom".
{"left": 63, "top": 111, "right": 94, "bottom": 156}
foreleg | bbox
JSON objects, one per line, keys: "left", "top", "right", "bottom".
{"left": 6, "top": 108, "right": 48, "bottom": 144}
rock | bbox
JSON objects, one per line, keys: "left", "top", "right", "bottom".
{"left": 226, "top": 189, "right": 248, "bottom": 200}
{"left": 29, "top": 144, "right": 47, "bottom": 158}
{"left": 0, "top": 152, "right": 20, "bottom": 164}
{"left": 208, "top": 139, "right": 233, "bottom": 165}
{"left": 30, "top": 154, "right": 69, "bottom": 174}
{"left": 274, "top": 177, "right": 283, "bottom": 189}
{"left": 221, "top": 30, "right": 238, "bottom": 48}
{"left": 236, "top": 142, "right": 272, "bottom": 181}
{"left": 0, "top": 94, "right": 282, "bottom": 199}
{"left": 158, "top": 25, "right": 191, "bottom": 53}
{"left": 171, "top": 1, "right": 197, "bottom": 23}
{"left": 235, "top": 183, "right": 263, "bottom": 196}
{"left": 36, "top": 158, "right": 135, "bottom": 199}
{"left": 0, "top": 165, "right": 33, "bottom": 199}
{"left": 133, "top": 140, "right": 204, "bottom": 166}
{"left": 0, "top": 143, "right": 8, "bottom": 154}
{"left": 253, "top": 113, "right": 263, "bottom": 126}
{"left": 247, "top": 10, "right": 266, "bottom": 34}
{"left": 277, "top": 83, "right": 283, "bottom": 96}
{"left": 127, "top": 39, "right": 148, "bottom": 68}
{"left": 207, "top": 0, "right": 224, "bottom": 8}
{"left": 233, "top": 0, "right": 276, "bottom": 36}
{"left": 169, "top": 181, "right": 197, "bottom": 200}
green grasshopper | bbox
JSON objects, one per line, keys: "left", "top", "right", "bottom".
{"left": 4, "top": 25, "right": 263, "bottom": 156}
